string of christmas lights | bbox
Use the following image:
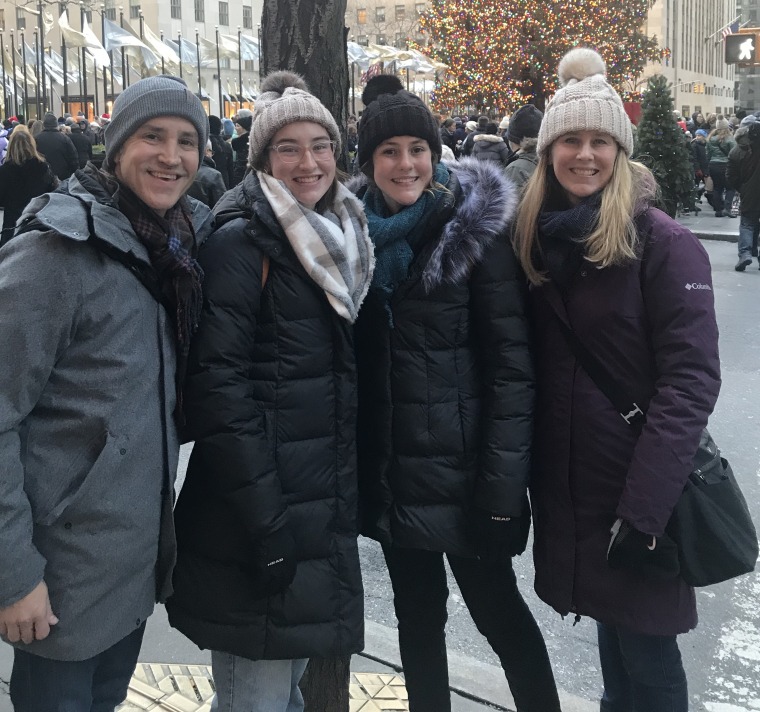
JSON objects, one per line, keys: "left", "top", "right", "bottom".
{"left": 415, "top": 0, "right": 665, "bottom": 113}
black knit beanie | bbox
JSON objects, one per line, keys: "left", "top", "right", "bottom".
{"left": 208, "top": 115, "right": 222, "bottom": 136}
{"left": 507, "top": 104, "right": 544, "bottom": 145}
{"left": 358, "top": 75, "right": 441, "bottom": 168}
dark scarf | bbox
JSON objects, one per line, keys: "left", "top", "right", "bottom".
{"left": 362, "top": 162, "right": 450, "bottom": 320}
{"left": 537, "top": 193, "right": 601, "bottom": 290}
{"left": 89, "top": 167, "right": 204, "bottom": 361}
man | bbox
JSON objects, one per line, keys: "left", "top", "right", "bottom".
{"left": 460, "top": 114, "right": 489, "bottom": 156}
{"left": 727, "top": 121, "right": 760, "bottom": 271}
{"left": 504, "top": 104, "right": 543, "bottom": 190}
{"left": 0, "top": 75, "right": 212, "bottom": 712}
{"left": 35, "top": 112, "right": 78, "bottom": 180}
{"left": 69, "top": 118, "right": 94, "bottom": 168}
{"left": 231, "top": 108, "right": 252, "bottom": 186}
{"left": 208, "top": 114, "right": 233, "bottom": 188}
{"left": 187, "top": 139, "right": 227, "bottom": 208}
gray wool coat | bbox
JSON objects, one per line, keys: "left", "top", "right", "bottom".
{"left": 0, "top": 171, "right": 213, "bottom": 661}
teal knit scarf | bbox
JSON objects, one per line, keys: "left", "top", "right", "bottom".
{"left": 362, "top": 162, "right": 450, "bottom": 299}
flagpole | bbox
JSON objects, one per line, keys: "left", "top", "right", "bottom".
{"left": 195, "top": 29, "right": 201, "bottom": 100}
{"left": 33, "top": 29, "right": 41, "bottom": 117}
{"left": 10, "top": 30, "right": 18, "bottom": 118}
{"left": 80, "top": 3, "right": 88, "bottom": 118}
{"left": 119, "top": 7, "right": 127, "bottom": 88}
{"left": 48, "top": 42, "right": 53, "bottom": 114}
{"left": 101, "top": 4, "right": 107, "bottom": 114}
{"left": 0, "top": 32, "right": 5, "bottom": 118}
{"left": 705, "top": 16, "right": 742, "bottom": 42}
{"left": 138, "top": 11, "right": 145, "bottom": 79}
{"left": 21, "top": 31, "right": 29, "bottom": 120}
{"left": 237, "top": 27, "right": 242, "bottom": 114}
{"left": 62, "top": 30, "right": 69, "bottom": 114}
{"left": 178, "top": 32, "right": 182, "bottom": 79}
{"left": 213, "top": 26, "right": 222, "bottom": 116}
{"left": 257, "top": 24, "right": 262, "bottom": 80}
{"left": 37, "top": 0, "right": 46, "bottom": 113}
{"left": 160, "top": 31, "right": 165, "bottom": 75}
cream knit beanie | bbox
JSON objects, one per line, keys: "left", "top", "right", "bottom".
{"left": 248, "top": 71, "right": 341, "bottom": 170}
{"left": 536, "top": 48, "right": 633, "bottom": 157}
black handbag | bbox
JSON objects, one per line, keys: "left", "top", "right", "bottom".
{"left": 543, "top": 292, "right": 758, "bottom": 587}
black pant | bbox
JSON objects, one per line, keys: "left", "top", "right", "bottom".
{"left": 382, "top": 546, "right": 561, "bottom": 712}
{"left": 10, "top": 623, "right": 145, "bottom": 712}
{"left": 709, "top": 164, "right": 735, "bottom": 214}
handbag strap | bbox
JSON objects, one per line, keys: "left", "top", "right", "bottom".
{"left": 541, "top": 292, "right": 645, "bottom": 428}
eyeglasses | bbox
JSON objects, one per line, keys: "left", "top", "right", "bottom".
{"left": 269, "top": 141, "right": 336, "bottom": 163}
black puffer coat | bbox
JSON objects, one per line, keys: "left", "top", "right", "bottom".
{"left": 354, "top": 158, "right": 532, "bottom": 556}
{"left": 167, "top": 172, "right": 364, "bottom": 660}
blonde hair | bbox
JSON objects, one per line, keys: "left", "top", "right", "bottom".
{"left": 513, "top": 146, "right": 656, "bottom": 285}
{"left": 708, "top": 127, "right": 731, "bottom": 143}
{"left": 6, "top": 125, "right": 46, "bottom": 166}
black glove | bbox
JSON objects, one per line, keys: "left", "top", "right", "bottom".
{"left": 471, "top": 505, "right": 530, "bottom": 563}
{"left": 607, "top": 519, "right": 680, "bottom": 581}
{"left": 251, "top": 526, "right": 297, "bottom": 598}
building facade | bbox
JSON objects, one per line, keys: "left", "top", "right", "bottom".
{"left": 640, "top": 0, "right": 737, "bottom": 119}
{"left": 345, "top": 0, "right": 426, "bottom": 49}
{"left": 735, "top": 0, "right": 760, "bottom": 112}
{"left": 0, "top": 0, "right": 263, "bottom": 120}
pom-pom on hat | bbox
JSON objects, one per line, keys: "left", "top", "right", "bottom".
{"left": 248, "top": 71, "right": 341, "bottom": 170}
{"left": 715, "top": 116, "right": 730, "bottom": 131}
{"left": 357, "top": 74, "right": 441, "bottom": 168}
{"left": 537, "top": 47, "right": 633, "bottom": 157}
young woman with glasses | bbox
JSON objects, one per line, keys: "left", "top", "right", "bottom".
{"left": 167, "top": 71, "right": 374, "bottom": 711}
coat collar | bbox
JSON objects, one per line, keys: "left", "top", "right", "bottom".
{"left": 349, "top": 158, "right": 518, "bottom": 291}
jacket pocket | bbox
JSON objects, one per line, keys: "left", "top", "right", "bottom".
{"left": 35, "top": 430, "right": 116, "bottom": 526}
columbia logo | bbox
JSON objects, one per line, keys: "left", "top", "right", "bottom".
{"left": 685, "top": 283, "right": 712, "bottom": 291}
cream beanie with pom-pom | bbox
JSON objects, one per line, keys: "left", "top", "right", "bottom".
{"left": 536, "top": 47, "right": 633, "bottom": 157}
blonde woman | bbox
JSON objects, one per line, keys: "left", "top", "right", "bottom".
{"left": 706, "top": 116, "right": 737, "bottom": 217}
{"left": 0, "top": 126, "right": 57, "bottom": 245}
{"left": 513, "top": 48, "right": 720, "bottom": 712}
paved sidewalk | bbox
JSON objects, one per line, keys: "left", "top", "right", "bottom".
{"left": 676, "top": 203, "right": 740, "bottom": 242}
{"left": 0, "top": 608, "right": 596, "bottom": 711}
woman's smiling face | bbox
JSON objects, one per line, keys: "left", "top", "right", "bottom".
{"left": 371, "top": 136, "right": 433, "bottom": 214}
{"left": 550, "top": 130, "right": 618, "bottom": 205}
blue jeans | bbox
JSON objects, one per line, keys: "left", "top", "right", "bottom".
{"left": 210, "top": 653, "right": 308, "bottom": 712}
{"left": 9, "top": 622, "right": 145, "bottom": 712}
{"left": 597, "top": 622, "right": 688, "bottom": 712}
{"left": 738, "top": 212, "right": 760, "bottom": 260}
{"left": 383, "top": 546, "right": 561, "bottom": 712}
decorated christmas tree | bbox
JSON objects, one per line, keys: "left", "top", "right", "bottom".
{"left": 417, "top": 0, "right": 664, "bottom": 114}
{"left": 635, "top": 74, "right": 696, "bottom": 217}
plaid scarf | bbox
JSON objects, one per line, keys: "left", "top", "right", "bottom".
{"left": 257, "top": 171, "right": 374, "bottom": 323}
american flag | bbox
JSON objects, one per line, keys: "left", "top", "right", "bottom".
{"left": 723, "top": 21, "right": 740, "bottom": 40}
{"left": 361, "top": 63, "right": 383, "bottom": 84}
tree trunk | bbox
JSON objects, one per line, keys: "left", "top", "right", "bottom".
{"left": 299, "top": 656, "right": 351, "bottom": 712}
{"left": 260, "top": 0, "right": 349, "bottom": 168}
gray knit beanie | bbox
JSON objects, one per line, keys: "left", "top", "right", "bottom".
{"left": 42, "top": 112, "right": 58, "bottom": 130}
{"left": 104, "top": 75, "right": 209, "bottom": 171}
{"left": 248, "top": 71, "right": 341, "bottom": 170}
{"left": 537, "top": 48, "right": 633, "bottom": 157}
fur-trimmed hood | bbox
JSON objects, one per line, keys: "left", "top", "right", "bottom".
{"left": 473, "top": 133, "right": 505, "bottom": 144}
{"left": 349, "top": 157, "right": 518, "bottom": 291}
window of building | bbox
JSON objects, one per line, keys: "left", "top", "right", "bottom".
{"left": 357, "top": 8, "right": 367, "bottom": 24}
{"left": 243, "top": 5, "right": 252, "bottom": 29}
{"left": 221, "top": 58, "right": 230, "bottom": 68}
{"left": 105, "top": 0, "right": 116, "bottom": 20}
{"left": 129, "top": 0, "right": 140, "bottom": 20}
{"left": 415, "top": 3, "right": 426, "bottom": 16}
{"left": 377, "top": 33, "right": 387, "bottom": 44}
{"left": 194, "top": 0, "right": 205, "bottom": 22}
{"left": 219, "top": 1, "right": 229, "bottom": 25}
{"left": 376, "top": 6, "right": 385, "bottom": 22}
{"left": 244, "top": 59, "right": 255, "bottom": 71}
{"left": 170, "top": 0, "right": 181, "bottom": 19}
{"left": 357, "top": 34, "right": 369, "bottom": 46}
{"left": 15, "top": 6, "right": 25, "bottom": 29}
{"left": 395, "top": 32, "right": 406, "bottom": 48}
{"left": 751, "top": 9, "right": 758, "bottom": 22}
{"left": 395, "top": 5, "right": 405, "bottom": 20}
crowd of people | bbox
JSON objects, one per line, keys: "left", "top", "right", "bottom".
{"left": 0, "top": 47, "right": 726, "bottom": 712}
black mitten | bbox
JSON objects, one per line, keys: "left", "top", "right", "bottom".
{"left": 607, "top": 519, "right": 680, "bottom": 581}
{"left": 251, "top": 526, "right": 297, "bottom": 597}
{"left": 471, "top": 506, "right": 530, "bottom": 563}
